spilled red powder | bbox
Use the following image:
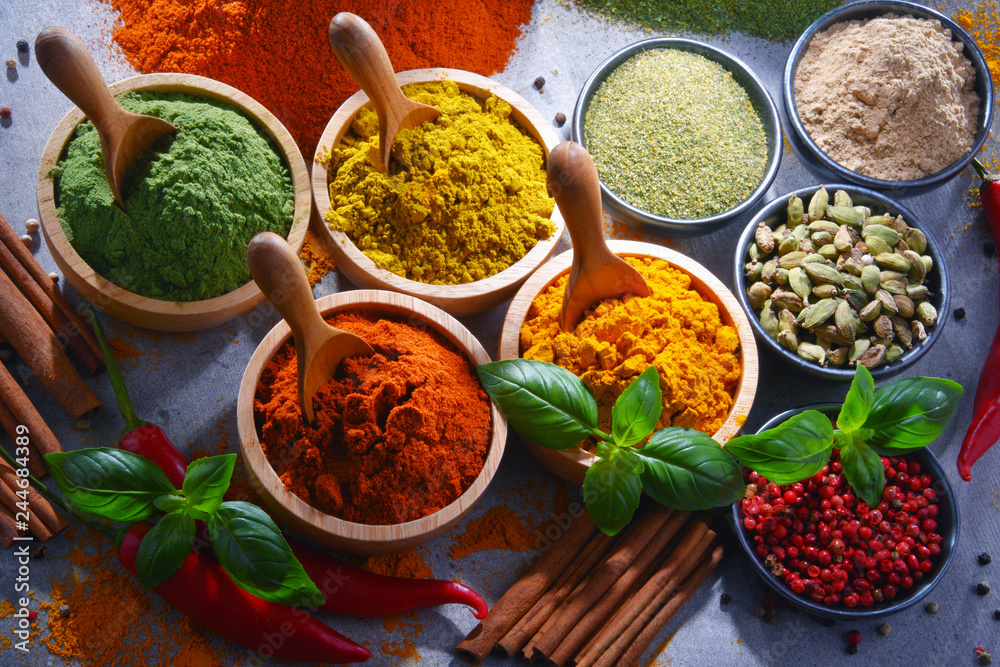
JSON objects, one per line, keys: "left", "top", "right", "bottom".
{"left": 357, "top": 548, "right": 434, "bottom": 580}
{"left": 449, "top": 505, "right": 541, "bottom": 559}
{"left": 254, "top": 311, "right": 491, "bottom": 525}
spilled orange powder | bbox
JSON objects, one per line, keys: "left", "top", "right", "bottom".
{"left": 954, "top": 2, "right": 1000, "bottom": 85}
{"left": 299, "top": 229, "right": 337, "bottom": 287}
{"left": 449, "top": 505, "right": 539, "bottom": 559}
{"left": 358, "top": 548, "right": 434, "bottom": 579}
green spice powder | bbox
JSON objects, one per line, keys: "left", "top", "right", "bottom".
{"left": 54, "top": 91, "right": 294, "bottom": 302}
{"left": 584, "top": 49, "right": 768, "bottom": 220}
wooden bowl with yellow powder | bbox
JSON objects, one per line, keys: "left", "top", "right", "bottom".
{"left": 37, "top": 73, "right": 311, "bottom": 332}
{"left": 237, "top": 289, "right": 506, "bottom": 554}
{"left": 311, "top": 69, "right": 565, "bottom": 317}
{"left": 498, "top": 240, "right": 758, "bottom": 486}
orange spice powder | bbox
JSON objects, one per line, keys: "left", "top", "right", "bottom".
{"left": 299, "top": 229, "right": 337, "bottom": 287}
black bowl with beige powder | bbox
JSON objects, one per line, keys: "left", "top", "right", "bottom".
{"left": 572, "top": 38, "right": 782, "bottom": 237}
{"left": 784, "top": 1, "right": 994, "bottom": 193}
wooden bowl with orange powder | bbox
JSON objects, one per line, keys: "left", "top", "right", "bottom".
{"left": 237, "top": 289, "right": 506, "bottom": 554}
{"left": 310, "top": 68, "right": 565, "bottom": 317}
{"left": 498, "top": 240, "right": 758, "bottom": 486}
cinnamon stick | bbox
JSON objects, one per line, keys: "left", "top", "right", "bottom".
{"left": 576, "top": 523, "right": 717, "bottom": 667}
{"left": 616, "top": 544, "right": 725, "bottom": 667}
{"left": 495, "top": 528, "right": 617, "bottom": 658}
{"left": 0, "top": 399, "right": 48, "bottom": 478}
{"left": 0, "top": 505, "right": 23, "bottom": 548}
{"left": 0, "top": 360, "right": 64, "bottom": 462}
{"left": 0, "top": 266, "right": 101, "bottom": 420}
{"left": 0, "top": 213, "right": 103, "bottom": 367}
{"left": 0, "top": 236, "right": 102, "bottom": 374}
{"left": 0, "top": 468, "right": 52, "bottom": 541}
{"left": 0, "top": 459, "right": 66, "bottom": 539}
{"left": 456, "top": 511, "right": 599, "bottom": 664}
{"left": 540, "top": 510, "right": 695, "bottom": 665}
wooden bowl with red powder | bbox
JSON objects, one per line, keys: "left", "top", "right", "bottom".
{"left": 236, "top": 289, "right": 506, "bottom": 554}
{"left": 498, "top": 240, "right": 758, "bottom": 487}
{"left": 310, "top": 68, "right": 565, "bottom": 317}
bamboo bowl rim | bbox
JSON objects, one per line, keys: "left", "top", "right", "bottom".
{"left": 310, "top": 68, "right": 566, "bottom": 317}
{"left": 236, "top": 289, "right": 506, "bottom": 553}
{"left": 36, "top": 72, "right": 310, "bottom": 332}
{"left": 498, "top": 240, "right": 759, "bottom": 484}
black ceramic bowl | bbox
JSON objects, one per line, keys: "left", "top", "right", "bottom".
{"left": 572, "top": 37, "right": 782, "bottom": 237}
{"left": 733, "top": 184, "right": 950, "bottom": 381}
{"left": 783, "top": 1, "right": 994, "bottom": 196}
{"left": 731, "top": 403, "right": 959, "bottom": 620}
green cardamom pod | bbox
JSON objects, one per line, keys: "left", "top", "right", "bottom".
{"left": 843, "top": 257, "right": 865, "bottom": 277}
{"left": 849, "top": 338, "right": 871, "bottom": 363}
{"left": 834, "top": 226, "right": 854, "bottom": 253}
{"left": 792, "top": 224, "right": 810, "bottom": 241}
{"left": 864, "top": 215, "right": 894, "bottom": 228}
{"left": 885, "top": 344, "right": 904, "bottom": 364}
{"left": 777, "top": 329, "right": 799, "bottom": 353}
{"left": 891, "top": 315, "right": 913, "bottom": 348}
{"left": 893, "top": 294, "right": 915, "bottom": 319}
{"left": 844, "top": 289, "right": 868, "bottom": 311}
{"left": 747, "top": 282, "right": 772, "bottom": 309}
{"left": 835, "top": 299, "right": 857, "bottom": 340}
{"left": 881, "top": 279, "right": 908, "bottom": 296}
{"left": 916, "top": 301, "right": 938, "bottom": 326}
{"left": 874, "top": 252, "right": 911, "bottom": 273}
{"left": 812, "top": 284, "right": 839, "bottom": 299}
{"left": 843, "top": 274, "right": 864, "bottom": 292}
{"left": 755, "top": 222, "right": 775, "bottom": 254}
{"left": 827, "top": 205, "right": 863, "bottom": 228}
{"left": 778, "top": 309, "right": 798, "bottom": 333}
{"left": 774, "top": 268, "right": 790, "bottom": 286}
{"left": 796, "top": 341, "right": 827, "bottom": 365}
{"left": 771, "top": 289, "right": 804, "bottom": 312}
{"left": 788, "top": 267, "right": 811, "bottom": 300}
{"left": 833, "top": 189, "right": 853, "bottom": 208}
{"left": 876, "top": 289, "right": 899, "bottom": 314}
{"left": 911, "top": 320, "right": 927, "bottom": 342}
{"left": 808, "top": 220, "right": 841, "bottom": 235}
{"left": 853, "top": 206, "right": 871, "bottom": 224}
{"left": 902, "top": 250, "right": 925, "bottom": 283}
{"left": 827, "top": 346, "right": 848, "bottom": 366}
{"left": 863, "top": 236, "right": 891, "bottom": 256}
{"left": 787, "top": 194, "right": 805, "bottom": 227}
{"left": 863, "top": 224, "right": 902, "bottom": 247}
{"left": 798, "top": 239, "right": 818, "bottom": 254}
{"left": 760, "top": 301, "right": 780, "bottom": 339}
{"left": 762, "top": 259, "right": 778, "bottom": 282}
{"left": 804, "top": 262, "right": 844, "bottom": 286}
{"left": 906, "top": 284, "right": 931, "bottom": 301}
{"left": 857, "top": 343, "right": 887, "bottom": 369}
{"left": 859, "top": 300, "right": 882, "bottom": 322}
{"left": 818, "top": 245, "right": 840, "bottom": 260}
{"left": 873, "top": 314, "right": 894, "bottom": 341}
{"left": 861, "top": 264, "right": 881, "bottom": 294}
{"left": 814, "top": 324, "right": 854, "bottom": 346}
{"left": 807, "top": 186, "right": 829, "bottom": 222}
{"left": 811, "top": 231, "right": 834, "bottom": 247}
{"left": 777, "top": 234, "right": 799, "bottom": 256}
{"left": 905, "top": 228, "right": 927, "bottom": 254}
{"left": 801, "top": 298, "right": 838, "bottom": 329}
{"left": 778, "top": 252, "right": 807, "bottom": 269}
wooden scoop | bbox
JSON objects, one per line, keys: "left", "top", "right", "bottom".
{"left": 35, "top": 27, "right": 176, "bottom": 210}
{"left": 328, "top": 12, "right": 441, "bottom": 172}
{"left": 246, "top": 232, "right": 374, "bottom": 425}
{"left": 547, "top": 141, "right": 651, "bottom": 332}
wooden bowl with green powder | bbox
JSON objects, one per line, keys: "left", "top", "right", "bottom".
{"left": 498, "top": 240, "right": 759, "bottom": 486}
{"left": 37, "top": 73, "right": 310, "bottom": 332}
{"left": 311, "top": 69, "right": 566, "bottom": 317}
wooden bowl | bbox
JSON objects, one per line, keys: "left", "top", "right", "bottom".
{"left": 236, "top": 289, "right": 506, "bottom": 554}
{"left": 498, "top": 240, "right": 758, "bottom": 486}
{"left": 36, "top": 72, "right": 310, "bottom": 332}
{"left": 310, "top": 68, "right": 565, "bottom": 317}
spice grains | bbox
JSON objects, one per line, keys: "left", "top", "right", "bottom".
{"left": 585, "top": 49, "right": 767, "bottom": 220}
{"left": 794, "top": 14, "right": 980, "bottom": 181}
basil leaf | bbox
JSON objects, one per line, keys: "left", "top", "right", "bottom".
{"left": 209, "top": 501, "right": 324, "bottom": 607}
{"left": 611, "top": 366, "right": 662, "bottom": 447}
{"left": 135, "top": 510, "right": 195, "bottom": 590}
{"left": 183, "top": 454, "right": 236, "bottom": 516}
{"left": 153, "top": 494, "right": 187, "bottom": 513}
{"left": 839, "top": 441, "right": 885, "bottom": 509}
{"left": 634, "top": 428, "right": 744, "bottom": 511}
{"left": 582, "top": 453, "right": 641, "bottom": 536}
{"left": 725, "top": 410, "right": 835, "bottom": 484}
{"left": 477, "top": 360, "right": 601, "bottom": 449}
{"left": 44, "top": 448, "right": 176, "bottom": 522}
{"left": 864, "top": 377, "right": 964, "bottom": 453}
{"left": 837, "top": 365, "right": 874, "bottom": 433}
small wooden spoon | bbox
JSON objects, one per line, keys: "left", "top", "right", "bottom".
{"left": 328, "top": 12, "right": 441, "bottom": 172}
{"left": 246, "top": 232, "right": 374, "bottom": 425}
{"left": 547, "top": 141, "right": 651, "bottom": 332}
{"left": 35, "top": 27, "right": 176, "bottom": 210}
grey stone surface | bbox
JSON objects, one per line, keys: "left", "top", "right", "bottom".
{"left": 0, "top": 0, "right": 997, "bottom": 665}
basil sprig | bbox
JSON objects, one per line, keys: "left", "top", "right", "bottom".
{"left": 45, "top": 450, "right": 323, "bottom": 607}
{"left": 480, "top": 359, "right": 963, "bottom": 535}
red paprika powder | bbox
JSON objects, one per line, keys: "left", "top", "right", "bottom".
{"left": 254, "top": 311, "right": 491, "bottom": 525}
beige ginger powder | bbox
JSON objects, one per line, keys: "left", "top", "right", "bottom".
{"left": 794, "top": 14, "right": 979, "bottom": 181}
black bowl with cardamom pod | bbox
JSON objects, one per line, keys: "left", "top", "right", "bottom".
{"left": 732, "top": 184, "right": 950, "bottom": 381}
{"left": 730, "top": 403, "right": 959, "bottom": 620}
{"left": 783, "top": 0, "right": 994, "bottom": 195}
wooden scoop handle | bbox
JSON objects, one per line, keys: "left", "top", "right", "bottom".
{"left": 328, "top": 13, "right": 403, "bottom": 120}
{"left": 35, "top": 27, "right": 127, "bottom": 136}
{"left": 246, "top": 232, "right": 326, "bottom": 347}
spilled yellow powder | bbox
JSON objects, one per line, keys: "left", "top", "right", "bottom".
{"left": 954, "top": 2, "right": 1000, "bottom": 85}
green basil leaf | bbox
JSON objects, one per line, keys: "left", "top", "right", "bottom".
{"left": 611, "top": 366, "right": 662, "bottom": 447}
{"left": 634, "top": 428, "right": 744, "bottom": 511}
{"left": 864, "top": 377, "right": 964, "bottom": 453}
{"left": 153, "top": 494, "right": 187, "bottom": 513}
{"left": 477, "top": 360, "right": 600, "bottom": 449}
{"left": 183, "top": 454, "right": 236, "bottom": 516}
{"left": 837, "top": 365, "right": 874, "bottom": 433}
{"left": 44, "top": 448, "right": 176, "bottom": 522}
{"left": 135, "top": 510, "right": 195, "bottom": 590}
{"left": 209, "top": 501, "right": 324, "bottom": 607}
{"left": 582, "top": 453, "right": 641, "bottom": 536}
{"left": 725, "top": 410, "right": 835, "bottom": 484}
{"left": 839, "top": 441, "right": 885, "bottom": 509}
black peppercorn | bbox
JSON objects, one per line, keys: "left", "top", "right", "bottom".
{"left": 554, "top": 112, "right": 566, "bottom": 127}
{"left": 986, "top": 241, "right": 997, "bottom": 258}
{"left": 955, "top": 307, "right": 966, "bottom": 321}
{"left": 720, "top": 593, "right": 731, "bottom": 604}
{"left": 16, "top": 39, "right": 28, "bottom": 54}
{"left": 533, "top": 76, "right": 545, "bottom": 90}
{"left": 980, "top": 553, "right": 993, "bottom": 566}
{"left": 978, "top": 581, "right": 991, "bottom": 596}
{"left": 994, "top": 609, "right": 1000, "bottom": 620}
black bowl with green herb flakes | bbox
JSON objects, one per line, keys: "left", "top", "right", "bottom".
{"left": 572, "top": 38, "right": 781, "bottom": 237}
{"left": 733, "top": 185, "right": 950, "bottom": 381}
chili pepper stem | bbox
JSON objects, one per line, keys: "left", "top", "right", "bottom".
{"left": 84, "top": 302, "right": 145, "bottom": 432}
{"left": 972, "top": 158, "right": 992, "bottom": 182}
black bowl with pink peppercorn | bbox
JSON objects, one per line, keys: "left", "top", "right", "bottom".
{"left": 731, "top": 404, "right": 958, "bottom": 619}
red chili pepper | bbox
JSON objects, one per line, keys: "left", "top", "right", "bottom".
{"left": 958, "top": 158, "right": 1000, "bottom": 481}
{"left": 88, "top": 306, "right": 489, "bottom": 619}
{"left": 118, "top": 523, "right": 370, "bottom": 664}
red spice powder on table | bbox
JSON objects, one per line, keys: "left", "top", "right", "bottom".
{"left": 254, "top": 311, "right": 491, "bottom": 525}
{"left": 105, "top": 0, "right": 535, "bottom": 156}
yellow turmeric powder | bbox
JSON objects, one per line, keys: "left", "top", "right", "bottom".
{"left": 521, "top": 256, "right": 741, "bottom": 436}
{"left": 323, "top": 80, "right": 555, "bottom": 284}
